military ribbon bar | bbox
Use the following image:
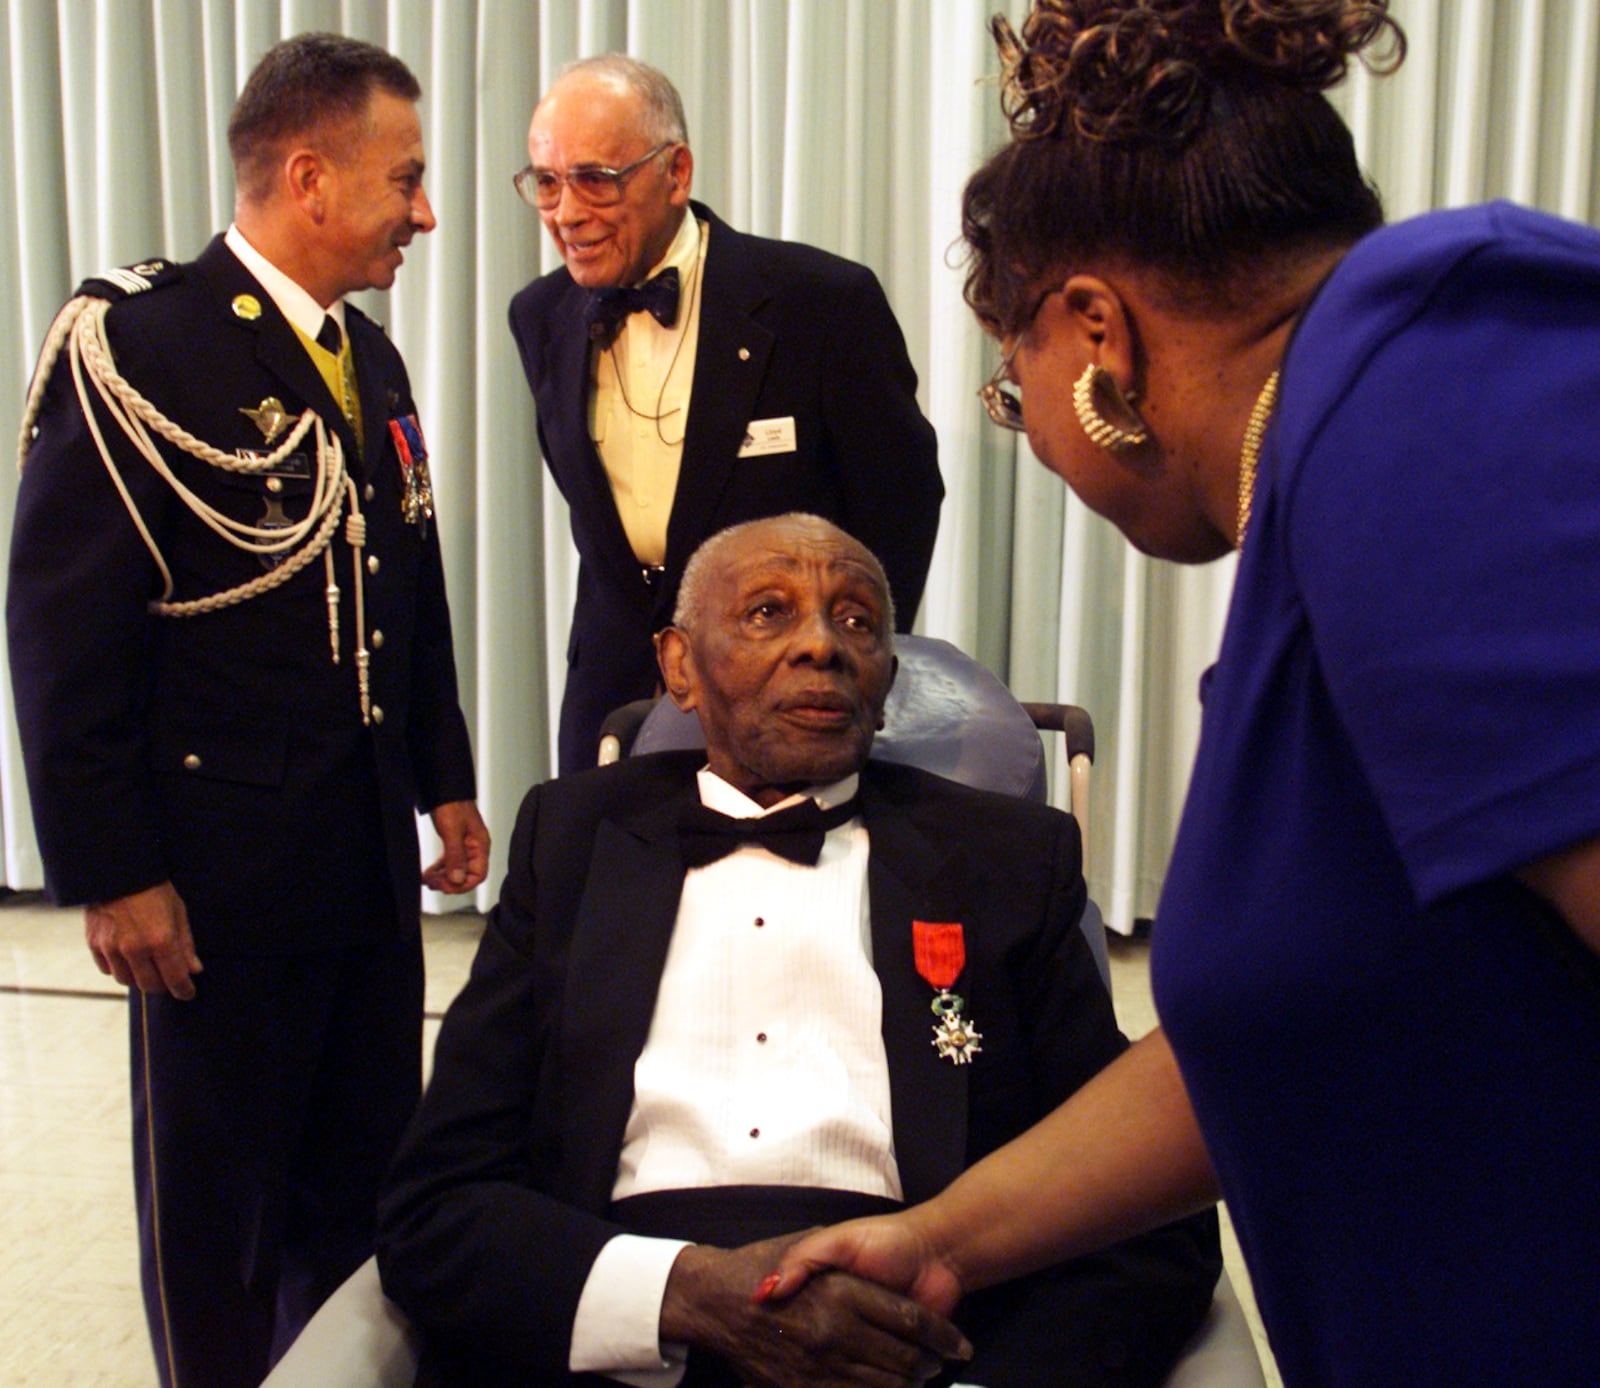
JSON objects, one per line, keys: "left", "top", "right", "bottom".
{"left": 387, "top": 414, "right": 434, "bottom": 531}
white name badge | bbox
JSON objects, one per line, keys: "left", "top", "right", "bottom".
{"left": 736, "top": 416, "right": 797, "bottom": 458}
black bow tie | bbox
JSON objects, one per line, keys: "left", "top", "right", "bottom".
{"left": 678, "top": 796, "right": 860, "bottom": 870}
{"left": 584, "top": 268, "right": 680, "bottom": 345}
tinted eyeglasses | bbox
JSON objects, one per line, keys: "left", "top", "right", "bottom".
{"left": 513, "top": 143, "right": 675, "bottom": 210}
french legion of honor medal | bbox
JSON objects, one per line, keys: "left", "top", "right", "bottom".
{"left": 387, "top": 415, "right": 435, "bottom": 534}
{"left": 231, "top": 293, "right": 262, "bottom": 321}
{"left": 240, "top": 397, "right": 290, "bottom": 445}
{"left": 913, "top": 920, "right": 981, "bottom": 1065}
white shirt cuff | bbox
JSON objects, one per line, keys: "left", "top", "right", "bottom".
{"left": 569, "top": 1234, "right": 693, "bottom": 1385}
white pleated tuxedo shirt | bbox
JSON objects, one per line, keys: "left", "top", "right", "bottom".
{"left": 568, "top": 768, "right": 901, "bottom": 1383}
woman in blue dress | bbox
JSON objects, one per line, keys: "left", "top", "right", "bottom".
{"left": 770, "top": 4, "right": 1600, "bottom": 1383}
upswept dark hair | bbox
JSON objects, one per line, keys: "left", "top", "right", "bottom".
{"left": 962, "top": 0, "right": 1405, "bottom": 327}
{"left": 228, "top": 33, "right": 422, "bottom": 200}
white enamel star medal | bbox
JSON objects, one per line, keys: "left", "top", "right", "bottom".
{"left": 914, "top": 920, "right": 981, "bottom": 1065}
{"left": 931, "top": 991, "right": 983, "bottom": 1064}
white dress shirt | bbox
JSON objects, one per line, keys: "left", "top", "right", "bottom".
{"left": 567, "top": 769, "right": 902, "bottom": 1384}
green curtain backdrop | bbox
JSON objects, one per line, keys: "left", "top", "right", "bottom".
{"left": 2, "top": 0, "right": 1597, "bottom": 930}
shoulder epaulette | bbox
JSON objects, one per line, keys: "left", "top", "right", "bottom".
{"left": 74, "top": 258, "right": 182, "bottom": 302}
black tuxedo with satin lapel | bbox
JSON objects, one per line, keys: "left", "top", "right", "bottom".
{"left": 508, "top": 203, "right": 943, "bottom": 771}
{"left": 8, "top": 235, "right": 478, "bottom": 1385}
{"left": 379, "top": 753, "right": 1219, "bottom": 1386}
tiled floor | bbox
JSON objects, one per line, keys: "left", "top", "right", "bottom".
{"left": 0, "top": 892, "right": 1279, "bottom": 1387}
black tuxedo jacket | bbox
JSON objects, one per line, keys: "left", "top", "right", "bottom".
{"left": 508, "top": 203, "right": 943, "bottom": 770}
{"left": 7, "top": 236, "right": 477, "bottom": 948}
{"left": 378, "top": 753, "right": 1218, "bottom": 1385}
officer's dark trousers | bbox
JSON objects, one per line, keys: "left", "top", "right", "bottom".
{"left": 130, "top": 928, "right": 423, "bottom": 1388}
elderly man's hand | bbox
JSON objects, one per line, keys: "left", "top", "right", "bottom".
{"left": 659, "top": 1232, "right": 970, "bottom": 1387}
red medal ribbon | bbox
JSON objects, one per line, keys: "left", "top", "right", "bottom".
{"left": 388, "top": 417, "right": 415, "bottom": 482}
{"left": 912, "top": 920, "right": 965, "bottom": 990}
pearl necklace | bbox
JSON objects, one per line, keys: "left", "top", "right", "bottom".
{"left": 1235, "top": 369, "right": 1280, "bottom": 548}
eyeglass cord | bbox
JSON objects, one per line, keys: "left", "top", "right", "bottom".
{"left": 602, "top": 238, "right": 703, "bottom": 448}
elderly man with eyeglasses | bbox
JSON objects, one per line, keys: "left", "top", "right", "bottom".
{"left": 508, "top": 54, "right": 943, "bottom": 774}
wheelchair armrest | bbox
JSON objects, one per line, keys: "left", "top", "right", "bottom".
{"left": 597, "top": 698, "right": 661, "bottom": 765}
{"left": 1020, "top": 702, "right": 1095, "bottom": 764}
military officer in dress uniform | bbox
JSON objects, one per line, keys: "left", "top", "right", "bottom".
{"left": 6, "top": 33, "right": 487, "bottom": 1388}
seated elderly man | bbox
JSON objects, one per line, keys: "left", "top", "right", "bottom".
{"left": 377, "top": 514, "right": 1220, "bottom": 1387}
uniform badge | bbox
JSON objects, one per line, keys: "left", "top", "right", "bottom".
{"left": 913, "top": 920, "right": 981, "bottom": 1065}
{"left": 235, "top": 449, "right": 310, "bottom": 569}
{"left": 231, "top": 293, "right": 262, "bottom": 321}
{"left": 257, "top": 496, "right": 293, "bottom": 559}
{"left": 240, "top": 397, "right": 290, "bottom": 445}
{"left": 387, "top": 414, "right": 434, "bottom": 534}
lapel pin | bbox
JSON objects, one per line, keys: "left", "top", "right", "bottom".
{"left": 231, "top": 293, "right": 262, "bottom": 321}
{"left": 240, "top": 397, "right": 289, "bottom": 445}
{"left": 914, "top": 920, "right": 981, "bottom": 1065}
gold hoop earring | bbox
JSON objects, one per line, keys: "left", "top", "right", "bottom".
{"left": 1073, "top": 364, "right": 1150, "bottom": 452}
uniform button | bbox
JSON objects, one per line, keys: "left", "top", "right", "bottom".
{"left": 182, "top": 753, "right": 202, "bottom": 771}
{"left": 370, "top": 629, "right": 384, "bottom": 648}
{"left": 753, "top": 916, "right": 765, "bottom": 928}
{"left": 371, "top": 705, "right": 384, "bottom": 724}
{"left": 738, "top": 348, "right": 750, "bottom": 361}
{"left": 364, "top": 484, "right": 376, "bottom": 502}
{"left": 756, "top": 1032, "right": 768, "bottom": 1044}
{"left": 367, "top": 555, "right": 380, "bottom": 574}
{"left": 265, "top": 476, "right": 283, "bottom": 493}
